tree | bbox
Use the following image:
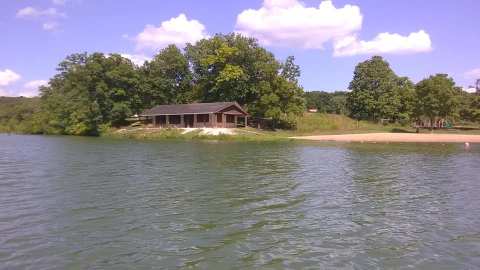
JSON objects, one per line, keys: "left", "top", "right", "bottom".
{"left": 305, "top": 91, "right": 348, "bottom": 114}
{"left": 186, "top": 33, "right": 305, "bottom": 127}
{"left": 40, "top": 53, "right": 141, "bottom": 135}
{"left": 459, "top": 91, "right": 480, "bottom": 122}
{"left": 139, "top": 45, "right": 193, "bottom": 107}
{"left": 281, "top": 56, "right": 301, "bottom": 83}
{"left": 346, "top": 56, "right": 414, "bottom": 122}
{"left": 414, "top": 74, "right": 459, "bottom": 125}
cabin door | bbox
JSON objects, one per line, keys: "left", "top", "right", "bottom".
{"left": 184, "top": 114, "right": 194, "bottom": 128}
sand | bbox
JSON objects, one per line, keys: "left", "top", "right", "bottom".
{"left": 291, "top": 133, "right": 480, "bottom": 143}
{"left": 181, "top": 128, "right": 236, "bottom": 135}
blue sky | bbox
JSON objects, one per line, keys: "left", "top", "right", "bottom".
{"left": 1, "top": 0, "right": 479, "bottom": 96}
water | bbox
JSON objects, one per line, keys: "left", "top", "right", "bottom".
{"left": 1, "top": 134, "right": 480, "bottom": 269}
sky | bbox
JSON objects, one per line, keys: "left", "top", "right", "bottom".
{"left": 1, "top": 0, "right": 480, "bottom": 97}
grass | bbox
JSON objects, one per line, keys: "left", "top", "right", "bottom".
{"left": 103, "top": 113, "right": 480, "bottom": 141}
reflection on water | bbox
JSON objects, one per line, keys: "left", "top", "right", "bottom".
{"left": 0, "top": 135, "right": 479, "bottom": 269}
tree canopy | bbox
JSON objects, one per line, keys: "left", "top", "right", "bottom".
{"left": 346, "top": 56, "right": 415, "bottom": 123}
{"left": 25, "top": 33, "right": 306, "bottom": 135}
{"left": 414, "top": 74, "right": 459, "bottom": 122}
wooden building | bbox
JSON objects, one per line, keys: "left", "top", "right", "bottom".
{"left": 140, "top": 102, "right": 248, "bottom": 128}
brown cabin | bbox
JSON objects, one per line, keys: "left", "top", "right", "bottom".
{"left": 140, "top": 102, "right": 249, "bottom": 128}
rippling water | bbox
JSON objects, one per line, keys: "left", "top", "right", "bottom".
{"left": 1, "top": 134, "right": 480, "bottom": 269}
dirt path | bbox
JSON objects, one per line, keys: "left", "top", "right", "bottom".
{"left": 291, "top": 133, "right": 480, "bottom": 143}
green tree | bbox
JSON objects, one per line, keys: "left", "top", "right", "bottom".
{"left": 139, "top": 45, "right": 193, "bottom": 107}
{"left": 281, "top": 56, "right": 301, "bottom": 83}
{"left": 305, "top": 91, "right": 348, "bottom": 114}
{"left": 414, "top": 74, "right": 459, "bottom": 125}
{"left": 347, "top": 56, "right": 414, "bottom": 122}
{"left": 186, "top": 33, "right": 305, "bottom": 127}
{"left": 458, "top": 91, "right": 480, "bottom": 122}
{"left": 40, "top": 53, "right": 140, "bottom": 135}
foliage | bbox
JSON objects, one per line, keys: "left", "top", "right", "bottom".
{"left": 4, "top": 38, "right": 480, "bottom": 137}
{"left": 138, "top": 45, "right": 193, "bottom": 107}
{"left": 8, "top": 33, "right": 302, "bottom": 136}
{"left": 40, "top": 53, "right": 141, "bottom": 135}
{"left": 305, "top": 91, "right": 347, "bottom": 114}
{"left": 414, "top": 74, "right": 459, "bottom": 122}
{"left": 346, "top": 56, "right": 415, "bottom": 122}
{"left": 185, "top": 34, "right": 305, "bottom": 127}
{"left": 0, "top": 97, "right": 44, "bottom": 133}
{"left": 458, "top": 91, "right": 480, "bottom": 123}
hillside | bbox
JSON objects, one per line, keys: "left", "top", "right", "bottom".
{"left": 0, "top": 96, "right": 41, "bottom": 133}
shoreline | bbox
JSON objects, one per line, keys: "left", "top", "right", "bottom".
{"left": 3, "top": 130, "right": 480, "bottom": 144}
{"left": 291, "top": 133, "right": 480, "bottom": 143}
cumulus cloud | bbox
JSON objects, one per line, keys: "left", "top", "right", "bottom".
{"left": 16, "top": 6, "right": 65, "bottom": 19}
{"left": 24, "top": 80, "right": 48, "bottom": 89}
{"left": 52, "top": 0, "right": 66, "bottom": 5}
{"left": 333, "top": 30, "right": 432, "bottom": 56}
{"left": 42, "top": 21, "right": 59, "bottom": 31}
{"left": 134, "top": 14, "right": 208, "bottom": 51}
{"left": 120, "top": 54, "right": 152, "bottom": 66}
{"left": 16, "top": 80, "right": 48, "bottom": 97}
{"left": 0, "top": 69, "right": 21, "bottom": 86}
{"left": 463, "top": 87, "right": 477, "bottom": 93}
{"left": 236, "top": 0, "right": 362, "bottom": 49}
{"left": 465, "top": 68, "right": 480, "bottom": 79}
{"left": 0, "top": 77, "right": 47, "bottom": 97}
{"left": 235, "top": 0, "right": 432, "bottom": 56}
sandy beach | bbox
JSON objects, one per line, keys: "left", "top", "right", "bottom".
{"left": 291, "top": 133, "right": 480, "bottom": 143}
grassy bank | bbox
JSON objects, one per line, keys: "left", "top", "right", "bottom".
{"left": 4, "top": 111, "right": 478, "bottom": 141}
{"left": 102, "top": 113, "right": 426, "bottom": 141}
{"left": 102, "top": 126, "right": 293, "bottom": 142}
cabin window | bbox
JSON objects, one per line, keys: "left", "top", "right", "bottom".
{"left": 169, "top": 115, "right": 181, "bottom": 124}
{"left": 197, "top": 114, "right": 209, "bottom": 123}
{"left": 226, "top": 115, "right": 235, "bottom": 123}
{"left": 216, "top": 113, "right": 222, "bottom": 123}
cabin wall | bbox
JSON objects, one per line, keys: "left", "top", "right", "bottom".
{"left": 151, "top": 112, "right": 247, "bottom": 128}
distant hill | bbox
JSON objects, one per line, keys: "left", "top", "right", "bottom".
{"left": 0, "top": 96, "right": 41, "bottom": 133}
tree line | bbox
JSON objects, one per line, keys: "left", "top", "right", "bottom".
{"left": 22, "top": 33, "right": 306, "bottom": 135}
{"left": 2, "top": 39, "right": 480, "bottom": 135}
{"left": 306, "top": 56, "right": 480, "bottom": 126}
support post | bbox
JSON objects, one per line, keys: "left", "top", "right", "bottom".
{"left": 166, "top": 115, "right": 170, "bottom": 127}
{"left": 152, "top": 116, "right": 156, "bottom": 126}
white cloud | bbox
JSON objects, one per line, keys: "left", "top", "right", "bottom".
{"left": 0, "top": 69, "right": 21, "bottom": 86}
{"left": 465, "top": 68, "right": 480, "bottom": 80}
{"left": 134, "top": 13, "right": 208, "bottom": 51}
{"left": 235, "top": 0, "right": 432, "bottom": 56}
{"left": 24, "top": 80, "right": 48, "bottom": 89}
{"left": 16, "top": 6, "right": 65, "bottom": 19}
{"left": 120, "top": 54, "right": 152, "bottom": 66}
{"left": 463, "top": 87, "right": 477, "bottom": 93}
{"left": 236, "top": 0, "right": 362, "bottom": 49}
{"left": 17, "top": 80, "right": 48, "bottom": 97}
{"left": 333, "top": 30, "right": 432, "bottom": 57}
{"left": 52, "top": 0, "right": 66, "bottom": 5}
{"left": 42, "top": 21, "right": 59, "bottom": 31}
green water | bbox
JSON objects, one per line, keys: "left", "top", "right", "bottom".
{"left": 1, "top": 134, "right": 479, "bottom": 269}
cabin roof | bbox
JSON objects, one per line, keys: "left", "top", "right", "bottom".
{"left": 140, "top": 102, "right": 248, "bottom": 116}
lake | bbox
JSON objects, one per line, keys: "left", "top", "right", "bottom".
{"left": 1, "top": 134, "right": 479, "bottom": 269}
